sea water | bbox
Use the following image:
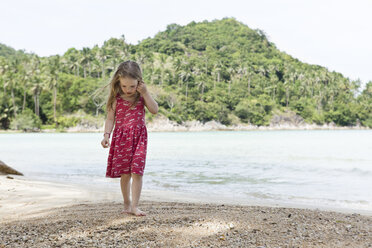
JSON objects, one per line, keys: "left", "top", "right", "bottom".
{"left": 0, "top": 130, "right": 371, "bottom": 211}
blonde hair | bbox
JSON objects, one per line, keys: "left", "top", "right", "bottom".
{"left": 106, "top": 61, "right": 143, "bottom": 112}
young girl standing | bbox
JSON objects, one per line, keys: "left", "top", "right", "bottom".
{"left": 101, "top": 61, "right": 158, "bottom": 217}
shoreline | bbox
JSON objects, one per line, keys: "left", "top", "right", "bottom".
{"left": 1, "top": 175, "right": 371, "bottom": 222}
{"left": 1, "top": 175, "right": 371, "bottom": 247}
{"left": 0, "top": 122, "right": 370, "bottom": 134}
{"left": 0, "top": 115, "right": 371, "bottom": 133}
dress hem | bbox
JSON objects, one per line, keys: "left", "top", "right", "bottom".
{"left": 105, "top": 171, "right": 144, "bottom": 178}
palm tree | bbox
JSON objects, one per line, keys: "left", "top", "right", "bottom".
{"left": 118, "top": 35, "right": 130, "bottom": 61}
{"left": 212, "top": 60, "right": 223, "bottom": 89}
{"left": 19, "top": 55, "right": 33, "bottom": 112}
{"left": 64, "top": 48, "right": 80, "bottom": 76}
{"left": 158, "top": 54, "right": 168, "bottom": 87}
{"left": 183, "top": 63, "right": 195, "bottom": 104}
{"left": 81, "top": 47, "right": 92, "bottom": 78}
{"left": 0, "top": 58, "right": 9, "bottom": 98}
{"left": 283, "top": 64, "right": 298, "bottom": 107}
{"left": 176, "top": 58, "right": 189, "bottom": 88}
{"left": 227, "top": 67, "right": 236, "bottom": 95}
{"left": 96, "top": 47, "right": 109, "bottom": 78}
{"left": 91, "top": 59, "right": 101, "bottom": 78}
{"left": 44, "top": 55, "right": 60, "bottom": 122}
{"left": 247, "top": 69, "right": 254, "bottom": 96}
{"left": 29, "top": 57, "right": 43, "bottom": 117}
{"left": 5, "top": 56, "right": 23, "bottom": 117}
{"left": 196, "top": 75, "right": 207, "bottom": 99}
{"left": 179, "top": 69, "right": 192, "bottom": 98}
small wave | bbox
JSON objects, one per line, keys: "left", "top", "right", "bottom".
{"left": 150, "top": 179, "right": 180, "bottom": 189}
{"left": 331, "top": 167, "right": 372, "bottom": 177}
{"left": 245, "top": 192, "right": 372, "bottom": 210}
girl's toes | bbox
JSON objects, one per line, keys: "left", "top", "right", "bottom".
{"left": 132, "top": 209, "right": 146, "bottom": 216}
{"left": 121, "top": 207, "right": 132, "bottom": 214}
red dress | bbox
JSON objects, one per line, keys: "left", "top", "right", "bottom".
{"left": 106, "top": 93, "right": 148, "bottom": 177}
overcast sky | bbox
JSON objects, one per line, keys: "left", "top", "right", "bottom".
{"left": 1, "top": 0, "right": 371, "bottom": 89}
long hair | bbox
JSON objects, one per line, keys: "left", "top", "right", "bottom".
{"left": 106, "top": 61, "right": 143, "bottom": 112}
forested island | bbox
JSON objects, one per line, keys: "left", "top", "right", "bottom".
{"left": 0, "top": 18, "right": 371, "bottom": 131}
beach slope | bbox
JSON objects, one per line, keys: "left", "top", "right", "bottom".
{"left": 0, "top": 176, "right": 371, "bottom": 247}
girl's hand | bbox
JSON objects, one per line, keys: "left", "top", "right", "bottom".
{"left": 136, "top": 80, "right": 148, "bottom": 95}
{"left": 101, "top": 137, "right": 110, "bottom": 148}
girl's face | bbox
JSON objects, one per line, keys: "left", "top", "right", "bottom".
{"left": 119, "top": 77, "right": 138, "bottom": 96}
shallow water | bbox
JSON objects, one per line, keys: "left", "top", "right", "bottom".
{"left": 0, "top": 130, "right": 371, "bottom": 211}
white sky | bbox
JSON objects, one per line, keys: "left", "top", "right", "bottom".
{"left": 1, "top": 0, "right": 371, "bottom": 89}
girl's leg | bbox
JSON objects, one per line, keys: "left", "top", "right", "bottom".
{"left": 120, "top": 174, "right": 132, "bottom": 213}
{"left": 131, "top": 173, "right": 146, "bottom": 216}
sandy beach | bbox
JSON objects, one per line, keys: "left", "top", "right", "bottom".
{"left": 1, "top": 175, "right": 371, "bottom": 247}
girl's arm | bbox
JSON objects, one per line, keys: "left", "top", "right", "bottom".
{"left": 142, "top": 91, "right": 158, "bottom": 114}
{"left": 104, "top": 101, "right": 116, "bottom": 136}
{"left": 137, "top": 81, "right": 158, "bottom": 114}
{"left": 101, "top": 100, "right": 116, "bottom": 148}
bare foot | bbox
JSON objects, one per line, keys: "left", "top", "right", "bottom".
{"left": 121, "top": 202, "right": 132, "bottom": 214}
{"left": 131, "top": 207, "right": 146, "bottom": 216}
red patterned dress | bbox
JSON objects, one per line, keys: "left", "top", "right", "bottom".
{"left": 106, "top": 93, "right": 148, "bottom": 177}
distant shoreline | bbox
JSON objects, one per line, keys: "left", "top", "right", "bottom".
{"left": 0, "top": 119, "right": 370, "bottom": 133}
{"left": 0, "top": 125, "right": 370, "bottom": 133}
{"left": 0, "top": 113, "right": 371, "bottom": 133}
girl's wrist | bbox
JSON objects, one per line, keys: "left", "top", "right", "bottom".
{"left": 104, "top": 132, "right": 111, "bottom": 138}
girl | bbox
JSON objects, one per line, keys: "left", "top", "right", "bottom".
{"left": 101, "top": 60, "right": 158, "bottom": 217}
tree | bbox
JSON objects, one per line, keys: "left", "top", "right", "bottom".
{"left": 43, "top": 55, "right": 60, "bottom": 122}
{"left": 29, "top": 57, "right": 44, "bottom": 117}
{"left": 0, "top": 18, "right": 370, "bottom": 130}
{"left": 10, "top": 108, "right": 41, "bottom": 131}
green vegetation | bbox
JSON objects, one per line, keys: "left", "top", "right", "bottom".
{"left": 9, "top": 108, "right": 41, "bottom": 131}
{"left": 0, "top": 18, "right": 371, "bottom": 131}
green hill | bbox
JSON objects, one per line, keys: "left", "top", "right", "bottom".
{"left": 0, "top": 43, "right": 18, "bottom": 58}
{"left": 0, "top": 17, "right": 371, "bottom": 130}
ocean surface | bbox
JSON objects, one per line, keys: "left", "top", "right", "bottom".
{"left": 0, "top": 130, "right": 371, "bottom": 211}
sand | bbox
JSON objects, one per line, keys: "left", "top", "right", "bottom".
{"left": 1, "top": 175, "right": 371, "bottom": 247}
